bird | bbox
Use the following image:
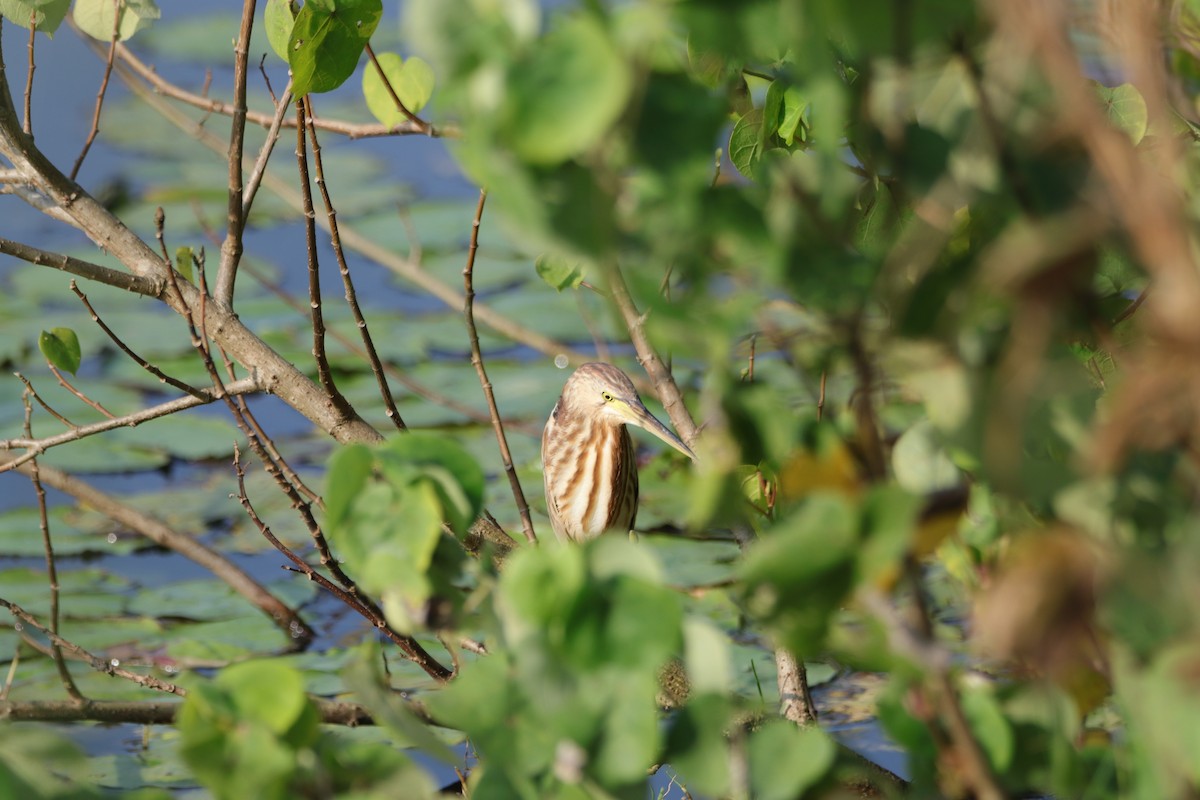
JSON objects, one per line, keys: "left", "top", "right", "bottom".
{"left": 541, "top": 362, "right": 696, "bottom": 543}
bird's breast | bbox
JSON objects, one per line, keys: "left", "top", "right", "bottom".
{"left": 542, "top": 419, "right": 638, "bottom": 543}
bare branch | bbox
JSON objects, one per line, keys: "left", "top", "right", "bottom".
{"left": 22, "top": 16, "right": 33, "bottom": 134}
{"left": 295, "top": 96, "right": 354, "bottom": 420}
{"left": 102, "top": 50, "right": 592, "bottom": 366}
{"left": 110, "top": 38, "right": 432, "bottom": 139}
{"left": 303, "top": 98, "right": 406, "bottom": 431}
{"left": 862, "top": 580, "right": 1005, "bottom": 800}
{"left": 213, "top": 0, "right": 256, "bottom": 306}
{"left": 0, "top": 597, "right": 185, "bottom": 696}
{"left": 3, "top": 454, "right": 313, "bottom": 643}
{"left": 462, "top": 190, "right": 536, "bottom": 544}
{"left": 0, "top": 237, "right": 162, "bottom": 295}
{"left": 68, "top": 7, "right": 120, "bottom": 181}
{"left": 22, "top": 389, "right": 84, "bottom": 701}
{"left": 0, "top": 697, "right": 425, "bottom": 727}
{"left": 0, "top": 36, "right": 384, "bottom": 446}
{"left": 0, "top": 378, "right": 258, "bottom": 473}
{"left": 607, "top": 264, "right": 699, "bottom": 446}
{"left": 774, "top": 648, "right": 817, "bottom": 725}
{"left": 243, "top": 84, "right": 293, "bottom": 223}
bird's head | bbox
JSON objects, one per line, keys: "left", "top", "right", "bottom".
{"left": 559, "top": 362, "right": 697, "bottom": 462}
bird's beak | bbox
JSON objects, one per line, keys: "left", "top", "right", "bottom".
{"left": 622, "top": 401, "right": 698, "bottom": 462}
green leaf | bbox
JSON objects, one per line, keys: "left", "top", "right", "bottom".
{"left": 663, "top": 693, "right": 732, "bottom": 795}
{"left": 0, "top": 0, "right": 71, "bottom": 34}
{"left": 363, "top": 52, "right": 435, "bottom": 126}
{"left": 499, "top": 543, "right": 587, "bottom": 637}
{"left": 174, "top": 246, "right": 195, "bottom": 283}
{"left": 377, "top": 432, "right": 486, "bottom": 536}
{"left": 739, "top": 494, "right": 859, "bottom": 651}
{"left": 778, "top": 85, "right": 806, "bottom": 146}
{"left": 73, "top": 0, "right": 160, "bottom": 41}
{"left": 500, "top": 14, "right": 632, "bottom": 164}
{"left": 38, "top": 326, "right": 81, "bottom": 374}
{"left": 343, "top": 642, "right": 459, "bottom": 763}
{"left": 289, "top": 0, "right": 382, "bottom": 97}
{"left": 1095, "top": 82, "right": 1148, "bottom": 145}
{"left": 263, "top": 0, "right": 295, "bottom": 63}
{"left": 961, "top": 682, "right": 1015, "bottom": 773}
{"left": 534, "top": 253, "right": 585, "bottom": 291}
{"left": 593, "top": 671, "right": 661, "bottom": 785}
{"left": 214, "top": 660, "right": 313, "bottom": 738}
{"left": 324, "top": 443, "right": 373, "bottom": 531}
{"left": 761, "top": 79, "right": 786, "bottom": 149}
{"left": 747, "top": 719, "right": 836, "bottom": 800}
{"left": 729, "top": 108, "right": 764, "bottom": 178}
{"left": 683, "top": 617, "right": 732, "bottom": 693}
{"left": 856, "top": 484, "right": 922, "bottom": 585}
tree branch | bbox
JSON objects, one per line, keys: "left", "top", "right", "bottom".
{"left": 0, "top": 378, "right": 258, "bottom": 473}
{"left": 100, "top": 47, "right": 592, "bottom": 367}
{"left": 607, "top": 264, "right": 699, "bottom": 446}
{"left": 109, "top": 38, "right": 433, "bottom": 139}
{"left": 0, "top": 34, "right": 383, "bottom": 446}
{"left": 0, "top": 237, "right": 162, "bottom": 295}
{"left": 462, "top": 189, "right": 536, "bottom": 544}
{"left": 1, "top": 455, "right": 313, "bottom": 643}
{"left": 213, "top": 0, "right": 256, "bottom": 306}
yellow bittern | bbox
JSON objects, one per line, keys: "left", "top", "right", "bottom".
{"left": 541, "top": 362, "right": 696, "bottom": 543}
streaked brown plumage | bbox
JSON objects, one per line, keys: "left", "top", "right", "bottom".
{"left": 541, "top": 362, "right": 696, "bottom": 543}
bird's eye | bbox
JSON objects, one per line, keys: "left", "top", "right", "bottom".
{"left": 601, "top": 391, "right": 613, "bottom": 402}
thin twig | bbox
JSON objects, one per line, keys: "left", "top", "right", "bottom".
{"left": 44, "top": 364, "right": 115, "bottom": 419}
{"left": 863, "top": 572, "right": 1005, "bottom": 800}
{"left": 22, "top": 16, "right": 33, "bottom": 135}
{"left": 13, "top": 373, "right": 75, "bottom": 428}
{"left": 213, "top": 0, "right": 256, "bottom": 306}
{"left": 98, "top": 47, "right": 590, "bottom": 364}
{"left": 0, "top": 33, "right": 383, "bottom": 447}
{"left": 239, "top": 259, "right": 514, "bottom": 431}
{"left": 0, "top": 237, "right": 162, "bottom": 295}
{"left": 69, "top": 2, "right": 120, "bottom": 181}
{"left": 0, "top": 646, "right": 19, "bottom": 700}
{"left": 0, "top": 378, "right": 258, "bottom": 474}
{"left": 817, "top": 371, "right": 827, "bottom": 422}
{"left": 23, "top": 389, "right": 84, "bottom": 701}
{"left": 1113, "top": 286, "right": 1149, "bottom": 325}
{"left": 462, "top": 190, "right": 537, "bottom": 543}
{"left": 234, "top": 446, "right": 453, "bottom": 681}
{"left": 70, "top": 280, "right": 208, "bottom": 399}
{"left": 163, "top": 255, "right": 447, "bottom": 678}
{"left": 111, "top": 39, "right": 431, "bottom": 139}
{"left": 243, "top": 84, "right": 292, "bottom": 222}
{"left": 4, "top": 452, "right": 313, "bottom": 642}
{"left": 304, "top": 97, "right": 406, "bottom": 431}
{"left": 607, "top": 264, "right": 699, "bottom": 446}
{"left": 0, "top": 597, "right": 185, "bottom": 696}
{"left": 295, "top": 95, "right": 354, "bottom": 419}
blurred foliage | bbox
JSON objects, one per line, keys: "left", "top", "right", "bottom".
{"left": 5, "top": 0, "right": 1200, "bottom": 798}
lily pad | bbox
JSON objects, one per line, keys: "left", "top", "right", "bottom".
{"left": 0, "top": 506, "right": 143, "bottom": 558}
{"left": 162, "top": 615, "right": 293, "bottom": 662}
